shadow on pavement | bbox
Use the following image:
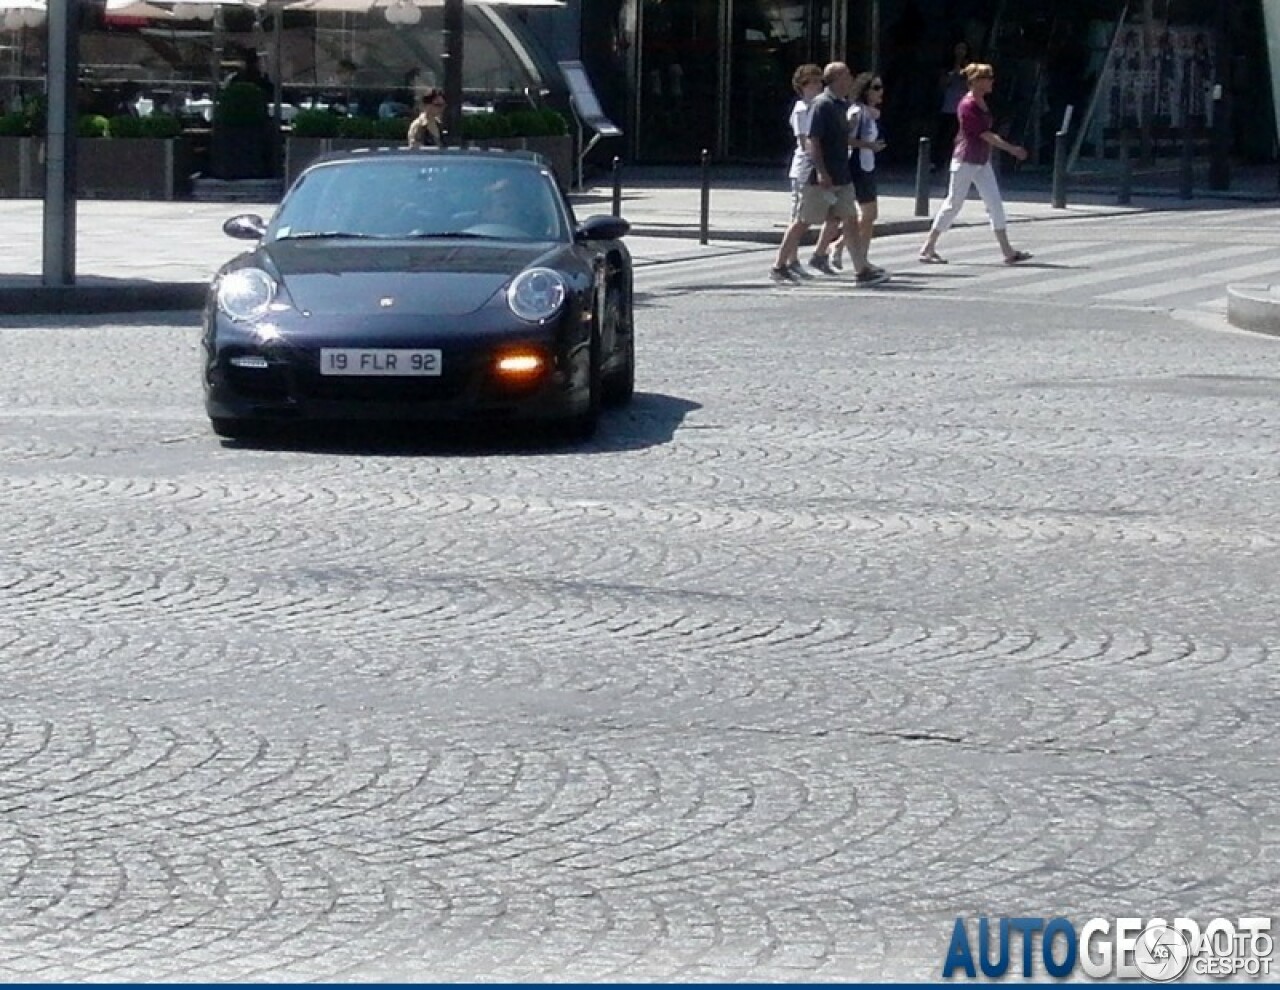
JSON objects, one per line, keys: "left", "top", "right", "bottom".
{"left": 217, "top": 392, "right": 703, "bottom": 456}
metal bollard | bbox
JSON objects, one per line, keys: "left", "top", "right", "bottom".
{"left": 610, "top": 156, "right": 623, "bottom": 218}
{"left": 1117, "top": 128, "right": 1133, "bottom": 205}
{"left": 914, "top": 136, "right": 931, "bottom": 218}
{"left": 699, "top": 148, "right": 710, "bottom": 245}
{"left": 1179, "top": 125, "right": 1194, "bottom": 200}
{"left": 1208, "top": 83, "right": 1230, "bottom": 191}
{"left": 1051, "top": 129, "right": 1069, "bottom": 209}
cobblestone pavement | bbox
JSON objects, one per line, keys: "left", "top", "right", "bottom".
{"left": 0, "top": 216, "right": 1278, "bottom": 980}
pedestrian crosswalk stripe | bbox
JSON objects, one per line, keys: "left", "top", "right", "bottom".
{"left": 999, "top": 244, "right": 1259, "bottom": 295}
{"left": 1098, "top": 256, "right": 1280, "bottom": 302}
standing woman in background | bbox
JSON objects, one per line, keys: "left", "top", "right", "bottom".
{"left": 407, "top": 88, "right": 446, "bottom": 148}
{"left": 918, "top": 63, "right": 1032, "bottom": 266}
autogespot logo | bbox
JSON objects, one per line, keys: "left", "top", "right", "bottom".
{"left": 942, "top": 916, "right": 1274, "bottom": 981}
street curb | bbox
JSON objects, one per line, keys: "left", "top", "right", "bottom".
{"left": 0, "top": 282, "right": 207, "bottom": 316}
{"left": 1225, "top": 284, "right": 1280, "bottom": 337}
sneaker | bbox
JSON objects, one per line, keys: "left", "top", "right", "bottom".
{"left": 855, "top": 267, "right": 890, "bottom": 286}
{"left": 787, "top": 261, "right": 814, "bottom": 280}
{"left": 769, "top": 265, "right": 799, "bottom": 283}
{"left": 808, "top": 254, "right": 837, "bottom": 276}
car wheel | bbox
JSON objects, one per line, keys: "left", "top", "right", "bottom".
{"left": 602, "top": 329, "right": 635, "bottom": 408}
{"left": 561, "top": 328, "right": 601, "bottom": 442}
{"left": 210, "top": 417, "right": 263, "bottom": 441}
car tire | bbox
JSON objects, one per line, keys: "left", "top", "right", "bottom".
{"left": 600, "top": 282, "right": 634, "bottom": 407}
{"left": 602, "top": 330, "right": 635, "bottom": 408}
{"left": 210, "top": 417, "right": 263, "bottom": 441}
{"left": 561, "top": 328, "right": 601, "bottom": 442}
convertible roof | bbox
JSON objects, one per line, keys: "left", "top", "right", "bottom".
{"left": 309, "top": 147, "right": 546, "bottom": 169}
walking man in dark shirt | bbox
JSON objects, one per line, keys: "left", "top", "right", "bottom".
{"left": 803, "top": 62, "right": 887, "bottom": 285}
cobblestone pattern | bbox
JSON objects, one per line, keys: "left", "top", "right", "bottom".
{"left": 0, "top": 256, "right": 1278, "bottom": 980}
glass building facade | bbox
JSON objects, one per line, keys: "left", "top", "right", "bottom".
{"left": 0, "top": 3, "right": 561, "bottom": 123}
{"left": 575, "top": 0, "right": 1274, "bottom": 167}
{"left": 1, "top": 1, "right": 1271, "bottom": 173}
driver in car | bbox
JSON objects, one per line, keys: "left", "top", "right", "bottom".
{"left": 479, "top": 177, "right": 554, "bottom": 238}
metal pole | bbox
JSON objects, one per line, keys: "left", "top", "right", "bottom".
{"left": 442, "top": 0, "right": 464, "bottom": 145}
{"left": 1117, "top": 127, "right": 1133, "bottom": 205}
{"left": 272, "top": 8, "right": 283, "bottom": 180}
{"left": 1051, "top": 129, "right": 1069, "bottom": 209}
{"left": 43, "top": 0, "right": 80, "bottom": 287}
{"left": 610, "top": 155, "right": 622, "bottom": 217}
{"left": 914, "top": 136, "right": 930, "bottom": 217}
{"left": 1208, "top": 12, "right": 1231, "bottom": 194}
{"left": 699, "top": 148, "right": 710, "bottom": 245}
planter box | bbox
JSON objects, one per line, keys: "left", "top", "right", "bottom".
{"left": 0, "top": 136, "right": 42, "bottom": 198}
{"left": 463, "top": 135, "right": 573, "bottom": 192}
{"left": 79, "top": 138, "right": 191, "bottom": 200}
{"left": 210, "top": 124, "right": 273, "bottom": 181}
{"left": 0, "top": 137, "right": 190, "bottom": 199}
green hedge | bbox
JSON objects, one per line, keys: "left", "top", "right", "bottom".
{"left": 287, "top": 108, "right": 569, "bottom": 143}
{"left": 503, "top": 108, "right": 568, "bottom": 137}
{"left": 0, "top": 111, "right": 182, "bottom": 139}
{"left": 78, "top": 114, "right": 110, "bottom": 138}
{"left": 290, "top": 108, "right": 338, "bottom": 137}
{"left": 107, "top": 114, "right": 183, "bottom": 138}
{"left": 375, "top": 116, "right": 409, "bottom": 141}
{"left": 335, "top": 115, "right": 378, "bottom": 139}
{"left": 142, "top": 113, "right": 183, "bottom": 138}
{"left": 458, "top": 112, "right": 512, "bottom": 141}
{"left": 0, "top": 112, "right": 28, "bottom": 136}
{"left": 0, "top": 98, "right": 45, "bottom": 137}
{"left": 458, "top": 108, "right": 568, "bottom": 140}
{"left": 291, "top": 111, "right": 407, "bottom": 142}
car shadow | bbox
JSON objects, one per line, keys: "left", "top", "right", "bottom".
{"left": 219, "top": 392, "right": 703, "bottom": 456}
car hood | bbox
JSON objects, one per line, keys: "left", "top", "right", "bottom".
{"left": 257, "top": 240, "right": 565, "bottom": 316}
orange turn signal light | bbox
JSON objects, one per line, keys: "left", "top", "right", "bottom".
{"left": 495, "top": 351, "right": 546, "bottom": 377}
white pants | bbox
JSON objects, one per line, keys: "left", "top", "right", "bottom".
{"left": 930, "top": 160, "right": 1007, "bottom": 234}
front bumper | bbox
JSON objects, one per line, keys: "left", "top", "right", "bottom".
{"left": 203, "top": 316, "right": 589, "bottom": 426}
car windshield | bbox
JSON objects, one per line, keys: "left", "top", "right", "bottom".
{"left": 268, "top": 157, "right": 569, "bottom": 243}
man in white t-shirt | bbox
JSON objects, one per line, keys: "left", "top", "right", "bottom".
{"left": 769, "top": 64, "right": 825, "bottom": 283}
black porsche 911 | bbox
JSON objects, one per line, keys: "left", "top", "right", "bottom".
{"left": 201, "top": 148, "right": 634, "bottom": 441}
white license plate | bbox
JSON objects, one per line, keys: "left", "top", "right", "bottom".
{"left": 319, "top": 348, "right": 442, "bottom": 377}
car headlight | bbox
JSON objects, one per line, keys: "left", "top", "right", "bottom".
{"left": 217, "top": 268, "right": 277, "bottom": 323}
{"left": 506, "top": 268, "right": 567, "bottom": 323}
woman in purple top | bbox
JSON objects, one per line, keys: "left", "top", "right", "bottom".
{"left": 918, "top": 63, "right": 1032, "bottom": 265}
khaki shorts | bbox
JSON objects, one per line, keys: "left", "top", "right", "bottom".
{"left": 797, "top": 182, "right": 859, "bottom": 225}
{"left": 789, "top": 178, "right": 805, "bottom": 221}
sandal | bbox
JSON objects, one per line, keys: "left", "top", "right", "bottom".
{"left": 918, "top": 251, "right": 948, "bottom": 265}
{"left": 1004, "top": 250, "right": 1033, "bottom": 265}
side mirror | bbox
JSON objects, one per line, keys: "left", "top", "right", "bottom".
{"left": 575, "top": 214, "right": 630, "bottom": 242}
{"left": 223, "top": 214, "right": 267, "bottom": 240}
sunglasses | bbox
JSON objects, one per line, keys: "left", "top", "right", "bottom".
{"left": 869, "top": 83, "right": 884, "bottom": 90}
